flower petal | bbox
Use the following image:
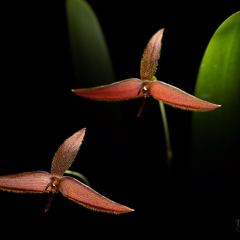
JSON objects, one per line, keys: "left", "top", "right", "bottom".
{"left": 150, "top": 80, "right": 221, "bottom": 111}
{"left": 72, "top": 78, "right": 143, "bottom": 101}
{"left": 0, "top": 171, "right": 51, "bottom": 193}
{"left": 51, "top": 128, "right": 86, "bottom": 177}
{"left": 140, "top": 28, "right": 164, "bottom": 80}
{"left": 59, "top": 176, "right": 134, "bottom": 214}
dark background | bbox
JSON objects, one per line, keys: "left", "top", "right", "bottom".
{"left": 0, "top": 0, "right": 239, "bottom": 235}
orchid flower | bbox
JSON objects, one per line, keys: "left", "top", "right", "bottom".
{"left": 0, "top": 128, "right": 133, "bottom": 214}
{"left": 72, "top": 28, "right": 221, "bottom": 114}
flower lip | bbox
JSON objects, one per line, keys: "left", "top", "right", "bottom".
{"left": 45, "top": 176, "right": 60, "bottom": 193}
{"left": 138, "top": 80, "right": 152, "bottom": 97}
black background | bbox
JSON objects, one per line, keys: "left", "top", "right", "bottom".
{"left": 0, "top": 0, "right": 239, "bottom": 235}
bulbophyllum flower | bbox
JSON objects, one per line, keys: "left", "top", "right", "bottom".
{"left": 0, "top": 128, "right": 133, "bottom": 214}
{"left": 72, "top": 28, "right": 221, "bottom": 114}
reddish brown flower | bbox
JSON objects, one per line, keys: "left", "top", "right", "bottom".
{"left": 72, "top": 28, "right": 221, "bottom": 112}
{"left": 0, "top": 128, "right": 133, "bottom": 214}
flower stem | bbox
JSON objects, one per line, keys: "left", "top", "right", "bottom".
{"left": 44, "top": 192, "right": 56, "bottom": 213}
{"left": 158, "top": 101, "right": 173, "bottom": 166}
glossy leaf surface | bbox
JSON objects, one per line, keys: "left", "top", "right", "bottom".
{"left": 192, "top": 11, "right": 240, "bottom": 191}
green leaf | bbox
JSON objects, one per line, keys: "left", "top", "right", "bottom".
{"left": 64, "top": 170, "right": 90, "bottom": 186}
{"left": 192, "top": 11, "right": 240, "bottom": 192}
{"left": 66, "top": 0, "right": 115, "bottom": 86}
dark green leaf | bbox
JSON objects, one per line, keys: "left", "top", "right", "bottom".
{"left": 66, "top": 0, "right": 127, "bottom": 167}
{"left": 66, "top": 0, "right": 115, "bottom": 86}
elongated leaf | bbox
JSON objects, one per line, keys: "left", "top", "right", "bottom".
{"left": 59, "top": 176, "right": 134, "bottom": 214}
{"left": 66, "top": 0, "right": 127, "bottom": 164}
{"left": 66, "top": 0, "right": 115, "bottom": 86}
{"left": 192, "top": 11, "right": 240, "bottom": 192}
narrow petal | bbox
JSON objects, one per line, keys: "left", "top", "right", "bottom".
{"left": 59, "top": 176, "right": 134, "bottom": 214}
{"left": 150, "top": 81, "right": 221, "bottom": 111}
{"left": 140, "top": 28, "right": 164, "bottom": 80}
{"left": 0, "top": 171, "right": 51, "bottom": 193}
{"left": 51, "top": 128, "right": 86, "bottom": 177}
{"left": 72, "top": 78, "right": 143, "bottom": 101}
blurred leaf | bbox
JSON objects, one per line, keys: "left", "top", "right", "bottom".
{"left": 66, "top": 0, "right": 115, "bottom": 86}
{"left": 192, "top": 11, "right": 240, "bottom": 192}
{"left": 66, "top": 0, "right": 127, "bottom": 173}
